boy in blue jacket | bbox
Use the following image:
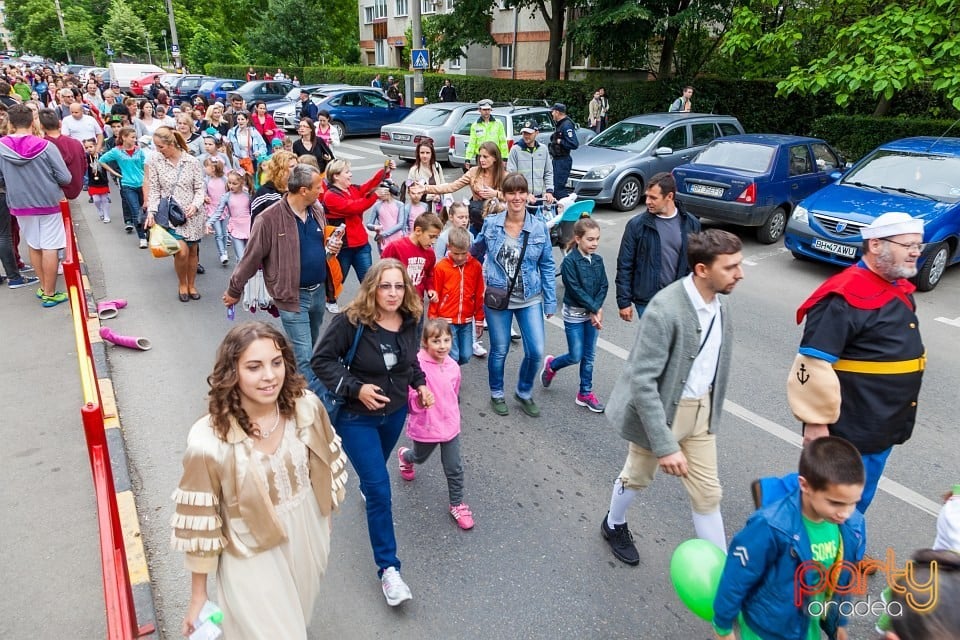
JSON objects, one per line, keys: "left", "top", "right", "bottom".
{"left": 713, "top": 437, "right": 866, "bottom": 640}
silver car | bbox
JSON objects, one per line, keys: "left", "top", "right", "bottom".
{"left": 448, "top": 106, "right": 596, "bottom": 168}
{"left": 379, "top": 102, "right": 477, "bottom": 164}
{"left": 569, "top": 113, "right": 744, "bottom": 211}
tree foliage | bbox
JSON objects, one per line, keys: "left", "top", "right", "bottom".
{"left": 247, "top": 0, "right": 357, "bottom": 67}
{"left": 102, "top": 0, "right": 149, "bottom": 59}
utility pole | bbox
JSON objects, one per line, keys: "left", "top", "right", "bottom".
{"left": 52, "top": 0, "right": 72, "bottom": 64}
{"left": 164, "top": 0, "right": 182, "bottom": 71}
{"left": 411, "top": 0, "right": 424, "bottom": 106}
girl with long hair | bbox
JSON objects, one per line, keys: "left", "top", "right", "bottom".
{"left": 418, "top": 141, "right": 506, "bottom": 235}
{"left": 311, "top": 260, "right": 433, "bottom": 607}
{"left": 173, "top": 322, "right": 347, "bottom": 640}
{"left": 406, "top": 140, "right": 444, "bottom": 212}
{"left": 293, "top": 117, "right": 334, "bottom": 172}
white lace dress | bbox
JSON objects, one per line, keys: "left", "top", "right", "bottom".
{"left": 216, "top": 420, "right": 331, "bottom": 639}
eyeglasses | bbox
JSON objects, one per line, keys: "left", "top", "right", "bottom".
{"left": 378, "top": 283, "right": 406, "bottom": 291}
{"left": 881, "top": 238, "right": 925, "bottom": 252}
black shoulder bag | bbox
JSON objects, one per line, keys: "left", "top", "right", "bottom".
{"left": 319, "top": 323, "right": 364, "bottom": 425}
{"left": 156, "top": 161, "right": 187, "bottom": 227}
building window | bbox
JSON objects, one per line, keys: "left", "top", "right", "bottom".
{"left": 363, "top": 5, "right": 376, "bottom": 23}
{"left": 499, "top": 44, "right": 513, "bottom": 69}
{"left": 375, "top": 40, "right": 386, "bottom": 66}
{"left": 421, "top": 0, "right": 436, "bottom": 14}
{"left": 449, "top": 56, "right": 462, "bottom": 69}
{"left": 375, "top": 0, "right": 387, "bottom": 18}
{"left": 395, "top": 0, "right": 408, "bottom": 15}
{"left": 445, "top": 0, "right": 456, "bottom": 9}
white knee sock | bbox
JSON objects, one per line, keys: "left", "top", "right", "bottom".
{"left": 607, "top": 478, "right": 638, "bottom": 527}
{"left": 692, "top": 509, "right": 727, "bottom": 551}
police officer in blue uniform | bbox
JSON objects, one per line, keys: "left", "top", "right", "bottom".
{"left": 548, "top": 103, "right": 578, "bottom": 199}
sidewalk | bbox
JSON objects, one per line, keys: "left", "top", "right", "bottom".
{"left": 0, "top": 274, "right": 105, "bottom": 636}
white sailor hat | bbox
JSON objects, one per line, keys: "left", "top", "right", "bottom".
{"left": 861, "top": 212, "right": 924, "bottom": 239}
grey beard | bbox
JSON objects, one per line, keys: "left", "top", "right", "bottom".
{"left": 874, "top": 245, "right": 918, "bottom": 280}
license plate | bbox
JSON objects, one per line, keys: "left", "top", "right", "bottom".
{"left": 812, "top": 238, "right": 857, "bottom": 258}
{"left": 393, "top": 134, "right": 411, "bottom": 141}
{"left": 689, "top": 184, "right": 724, "bottom": 197}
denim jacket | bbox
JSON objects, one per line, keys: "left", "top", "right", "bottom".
{"left": 713, "top": 489, "right": 866, "bottom": 640}
{"left": 561, "top": 249, "right": 608, "bottom": 314}
{"left": 471, "top": 212, "right": 557, "bottom": 315}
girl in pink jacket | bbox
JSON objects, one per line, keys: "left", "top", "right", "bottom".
{"left": 398, "top": 319, "right": 474, "bottom": 530}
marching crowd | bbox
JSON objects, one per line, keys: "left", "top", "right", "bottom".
{"left": 2, "top": 62, "right": 957, "bottom": 640}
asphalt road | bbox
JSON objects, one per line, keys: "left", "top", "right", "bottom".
{"left": 78, "top": 136, "right": 959, "bottom": 639}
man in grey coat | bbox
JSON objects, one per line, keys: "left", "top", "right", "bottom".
{"left": 601, "top": 229, "right": 743, "bottom": 565}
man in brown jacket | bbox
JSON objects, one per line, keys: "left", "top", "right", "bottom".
{"left": 224, "top": 164, "right": 343, "bottom": 393}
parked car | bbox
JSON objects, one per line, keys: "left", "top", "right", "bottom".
{"left": 271, "top": 84, "right": 344, "bottom": 130}
{"left": 302, "top": 88, "right": 412, "bottom": 139}
{"left": 233, "top": 80, "right": 296, "bottom": 113}
{"left": 448, "top": 105, "right": 596, "bottom": 168}
{"left": 673, "top": 134, "right": 844, "bottom": 244}
{"left": 198, "top": 78, "right": 245, "bottom": 104}
{"left": 568, "top": 112, "right": 744, "bottom": 211}
{"left": 379, "top": 102, "right": 477, "bottom": 163}
{"left": 108, "top": 63, "right": 165, "bottom": 92}
{"left": 170, "top": 74, "right": 215, "bottom": 101}
{"left": 784, "top": 136, "right": 960, "bottom": 291}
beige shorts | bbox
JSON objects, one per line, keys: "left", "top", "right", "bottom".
{"left": 618, "top": 395, "right": 722, "bottom": 514}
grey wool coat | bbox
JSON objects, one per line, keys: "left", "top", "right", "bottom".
{"left": 605, "top": 278, "right": 734, "bottom": 458}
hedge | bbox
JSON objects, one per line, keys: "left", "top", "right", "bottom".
{"left": 810, "top": 116, "right": 958, "bottom": 162}
{"left": 205, "top": 64, "right": 959, "bottom": 143}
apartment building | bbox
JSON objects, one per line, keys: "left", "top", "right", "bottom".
{"left": 358, "top": 0, "right": 585, "bottom": 80}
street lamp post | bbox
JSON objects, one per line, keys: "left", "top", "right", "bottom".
{"left": 145, "top": 35, "right": 153, "bottom": 65}
{"left": 164, "top": 0, "right": 182, "bottom": 70}
{"left": 161, "top": 29, "right": 170, "bottom": 68}
{"left": 52, "top": 0, "right": 72, "bottom": 63}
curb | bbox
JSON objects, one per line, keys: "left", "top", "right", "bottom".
{"left": 79, "top": 254, "right": 158, "bottom": 635}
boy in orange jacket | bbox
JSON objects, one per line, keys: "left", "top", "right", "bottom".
{"left": 429, "top": 227, "right": 485, "bottom": 364}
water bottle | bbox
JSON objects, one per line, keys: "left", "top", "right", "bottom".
{"left": 227, "top": 304, "right": 235, "bottom": 321}
{"left": 189, "top": 600, "right": 223, "bottom": 640}
{"left": 326, "top": 223, "right": 346, "bottom": 256}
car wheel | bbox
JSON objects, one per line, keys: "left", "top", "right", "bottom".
{"left": 613, "top": 176, "right": 642, "bottom": 211}
{"left": 913, "top": 241, "right": 950, "bottom": 291}
{"left": 756, "top": 207, "right": 787, "bottom": 244}
{"left": 332, "top": 120, "right": 347, "bottom": 140}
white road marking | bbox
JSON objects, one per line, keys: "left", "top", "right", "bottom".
{"left": 545, "top": 316, "right": 941, "bottom": 516}
{"left": 329, "top": 150, "right": 364, "bottom": 160}
{"left": 935, "top": 316, "right": 960, "bottom": 327}
{"left": 742, "top": 247, "right": 790, "bottom": 266}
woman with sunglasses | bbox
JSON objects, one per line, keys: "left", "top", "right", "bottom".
{"left": 311, "top": 259, "right": 433, "bottom": 608}
{"left": 293, "top": 117, "right": 334, "bottom": 172}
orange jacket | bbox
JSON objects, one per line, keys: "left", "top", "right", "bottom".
{"left": 429, "top": 255, "right": 485, "bottom": 324}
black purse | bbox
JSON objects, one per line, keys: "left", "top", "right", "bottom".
{"left": 156, "top": 162, "right": 186, "bottom": 227}
{"left": 319, "top": 323, "right": 364, "bottom": 425}
{"left": 484, "top": 230, "right": 528, "bottom": 310}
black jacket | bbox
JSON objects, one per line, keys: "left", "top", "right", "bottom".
{"left": 311, "top": 312, "right": 426, "bottom": 417}
{"left": 614, "top": 203, "right": 700, "bottom": 309}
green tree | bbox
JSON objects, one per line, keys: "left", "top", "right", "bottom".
{"left": 247, "top": 0, "right": 356, "bottom": 67}
{"left": 102, "top": 0, "right": 149, "bottom": 59}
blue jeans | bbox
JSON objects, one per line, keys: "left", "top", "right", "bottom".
{"left": 210, "top": 219, "right": 227, "bottom": 256}
{"left": 119, "top": 186, "right": 146, "bottom": 240}
{"left": 858, "top": 447, "right": 892, "bottom": 514}
{"left": 278, "top": 286, "right": 326, "bottom": 394}
{"left": 449, "top": 322, "right": 473, "bottom": 365}
{"left": 336, "top": 407, "right": 408, "bottom": 574}
{"left": 485, "top": 302, "right": 545, "bottom": 400}
{"left": 550, "top": 319, "right": 598, "bottom": 394}
{"left": 336, "top": 243, "right": 372, "bottom": 285}
{"left": 231, "top": 236, "right": 247, "bottom": 261}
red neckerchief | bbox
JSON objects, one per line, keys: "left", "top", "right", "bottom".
{"left": 796, "top": 264, "right": 915, "bottom": 324}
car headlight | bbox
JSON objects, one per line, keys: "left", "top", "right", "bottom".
{"left": 584, "top": 164, "right": 616, "bottom": 180}
{"left": 792, "top": 205, "right": 809, "bottom": 224}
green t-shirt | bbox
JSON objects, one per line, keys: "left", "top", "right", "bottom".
{"left": 802, "top": 515, "right": 841, "bottom": 640}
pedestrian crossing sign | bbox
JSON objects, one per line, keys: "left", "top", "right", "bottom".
{"left": 412, "top": 49, "right": 430, "bottom": 70}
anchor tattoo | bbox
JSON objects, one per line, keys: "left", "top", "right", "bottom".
{"left": 796, "top": 363, "right": 810, "bottom": 385}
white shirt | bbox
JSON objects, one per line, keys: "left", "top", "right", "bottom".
{"left": 61, "top": 114, "right": 100, "bottom": 143}
{"left": 681, "top": 274, "right": 722, "bottom": 399}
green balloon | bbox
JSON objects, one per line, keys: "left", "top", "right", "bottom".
{"left": 670, "top": 539, "right": 727, "bottom": 621}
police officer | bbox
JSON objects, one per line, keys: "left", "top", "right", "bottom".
{"left": 463, "top": 99, "right": 507, "bottom": 171}
{"left": 548, "top": 103, "right": 578, "bottom": 199}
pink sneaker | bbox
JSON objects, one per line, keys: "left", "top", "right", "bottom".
{"left": 540, "top": 355, "right": 557, "bottom": 388}
{"left": 397, "top": 447, "right": 415, "bottom": 481}
{"left": 449, "top": 503, "right": 475, "bottom": 530}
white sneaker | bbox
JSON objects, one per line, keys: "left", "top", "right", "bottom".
{"left": 139, "top": 238, "right": 148, "bottom": 249}
{"left": 103, "top": 217, "right": 111, "bottom": 223}
{"left": 473, "top": 341, "right": 487, "bottom": 357}
{"left": 510, "top": 328, "right": 521, "bottom": 340}
{"left": 220, "top": 253, "right": 229, "bottom": 265}
{"left": 381, "top": 567, "right": 412, "bottom": 606}
{"left": 326, "top": 302, "right": 340, "bottom": 314}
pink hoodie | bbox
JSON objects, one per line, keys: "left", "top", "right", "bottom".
{"left": 406, "top": 349, "right": 461, "bottom": 443}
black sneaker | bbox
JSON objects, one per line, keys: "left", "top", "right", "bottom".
{"left": 196, "top": 264, "right": 205, "bottom": 274}
{"left": 601, "top": 513, "right": 640, "bottom": 565}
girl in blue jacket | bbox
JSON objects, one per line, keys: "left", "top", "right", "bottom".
{"left": 540, "top": 217, "right": 608, "bottom": 412}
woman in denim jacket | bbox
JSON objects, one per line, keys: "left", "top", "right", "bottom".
{"left": 471, "top": 173, "right": 556, "bottom": 418}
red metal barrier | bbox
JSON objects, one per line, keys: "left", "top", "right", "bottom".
{"left": 61, "top": 201, "right": 155, "bottom": 638}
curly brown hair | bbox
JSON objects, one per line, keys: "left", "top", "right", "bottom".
{"left": 259, "top": 150, "right": 297, "bottom": 192}
{"left": 343, "top": 259, "right": 422, "bottom": 328}
{"left": 206, "top": 322, "right": 306, "bottom": 440}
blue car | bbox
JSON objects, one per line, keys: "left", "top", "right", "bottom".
{"left": 197, "top": 78, "right": 245, "bottom": 104}
{"left": 785, "top": 136, "right": 960, "bottom": 291}
{"left": 314, "top": 88, "right": 413, "bottom": 139}
{"left": 673, "top": 134, "right": 844, "bottom": 244}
